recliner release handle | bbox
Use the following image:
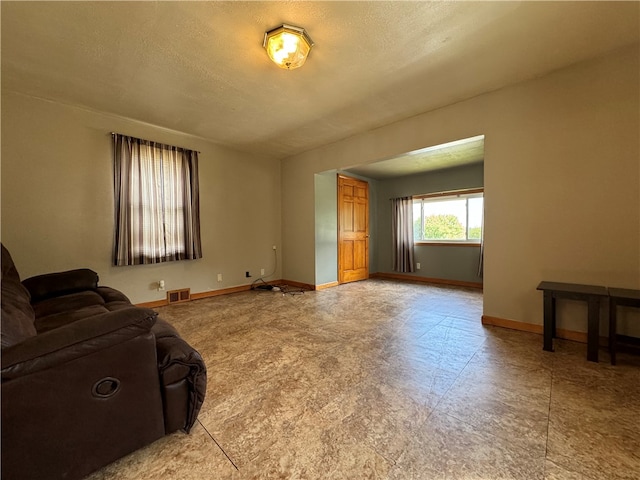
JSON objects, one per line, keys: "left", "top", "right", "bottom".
{"left": 92, "top": 377, "right": 121, "bottom": 398}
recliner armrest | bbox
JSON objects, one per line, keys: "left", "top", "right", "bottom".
{"left": 22, "top": 269, "right": 99, "bottom": 303}
{"left": 1, "top": 307, "right": 157, "bottom": 380}
{"left": 152, "top": 318, "right": 207, "bottom": 433}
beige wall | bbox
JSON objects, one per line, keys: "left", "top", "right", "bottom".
{"left": 282, "top": 45, "right": 640, "bottom": 335}
{"left": 1, "top": 92, "right": 281, "bottom": 304}
{"left": 2, "top": 45, "right": 638, "bottom": 334}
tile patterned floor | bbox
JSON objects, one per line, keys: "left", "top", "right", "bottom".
{"left": 87, "top": 279, "right": 640, "bottom": 479}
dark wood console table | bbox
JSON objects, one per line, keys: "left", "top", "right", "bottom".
{"left": 608, "top": 287, "right": 640, "bottom": 365}
{"left": 536, "top": 281, "right": 608, "bottom": 362}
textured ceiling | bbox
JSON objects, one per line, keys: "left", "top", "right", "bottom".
{"left": 346, "top": 135, "right": 485, "bottom": 180}
{"left": 2, "top": 1, "right": 639, "bottom": 166}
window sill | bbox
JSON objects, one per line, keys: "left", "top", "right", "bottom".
{"left": 415, "top": 242, "right": 481, "bottom": 247}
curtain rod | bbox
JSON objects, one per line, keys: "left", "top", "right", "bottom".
{"left": 397, "top": 187, "right": 484, "bottom": 201}
{"left": 111, "top": 132, "right": 201, "bottom": 154}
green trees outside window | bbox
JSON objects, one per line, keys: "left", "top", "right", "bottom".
{"left": 413, "top": 192, "right": 483, "bottom": 242}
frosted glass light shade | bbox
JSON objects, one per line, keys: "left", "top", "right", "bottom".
{"left": 263, "top": 24, "right": 314, "bottom": 70}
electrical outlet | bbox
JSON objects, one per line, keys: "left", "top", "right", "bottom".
{"left": 272, "top": 245, "right": 277, "bottom": 250}
{"left": 158, "top": 280, "right": 165, "bottom": 291}
{"left": 416, "top": 263, "right": 421, "bottom": 270}
{"left": 217, "top": 273, "right": 223, "bottom": 282}
{"left": 261, "top": 268, "right": 265, "bottom": 276}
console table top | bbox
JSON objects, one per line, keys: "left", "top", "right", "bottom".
{"left": 609, "top": 287, "right": 640, "bottom": 301}
{"left": 536, "top": 281, "right": 608, "bottom": 296}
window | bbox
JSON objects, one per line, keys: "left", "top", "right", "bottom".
{"left": 113, "top": 134, "right": 202, "bottom": 266}
{"left": 413, "top": 189, "right": 483, "bottom": 243}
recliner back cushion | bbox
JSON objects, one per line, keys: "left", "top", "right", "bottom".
{"left": 1, "top": 276, "right": 37, "bottom": 348}
{"left": 1, "top": 243, "right": 21, "bottom": 284}
{"left": 1, "top": 244, "right": 37, "bottom": 348}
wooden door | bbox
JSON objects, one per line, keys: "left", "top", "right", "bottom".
{"left": 338, "top": 175, "right": 369, "bottom": 284}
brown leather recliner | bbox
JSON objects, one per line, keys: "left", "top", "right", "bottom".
{"left": 1, "top": 244, "right": 207, "bottom": 480}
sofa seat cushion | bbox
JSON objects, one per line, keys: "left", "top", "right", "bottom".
{"left": 32, "top": 289, "right": 135, "bottom": 334}
{"left": 96, "top": 286, "right": 131, "bottom": 305}
{"left": 96, "top": 287, "right": 137, "bottom": 313}
{"left": 33, "top": 291, "right": 106, "bottom": 317}
{"left": 35, "top": 304, "right": 114, "bottom": 334}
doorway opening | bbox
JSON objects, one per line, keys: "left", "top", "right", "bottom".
{"left": 314, "top": 134, "right": 485, "bottom": 299}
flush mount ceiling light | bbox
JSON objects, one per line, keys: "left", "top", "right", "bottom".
{"left": 263, "top": 24, "right": 314, "bottom": 70}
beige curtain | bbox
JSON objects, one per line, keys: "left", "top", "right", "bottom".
{"left": 392, "top": 197, "right": 415, "bottom": 273}
{"left": 113, "top": 134, "right": 202, "bottom": 266}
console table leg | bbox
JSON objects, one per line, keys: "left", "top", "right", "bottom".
{"left": 543, "top": 292, "right": 554, "bottom": 352}
{"left": 609, "top": 299, "right": 617, "bottom": 365}
{"left": 587, "top": 298, "right": 600, "bottom": 362}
